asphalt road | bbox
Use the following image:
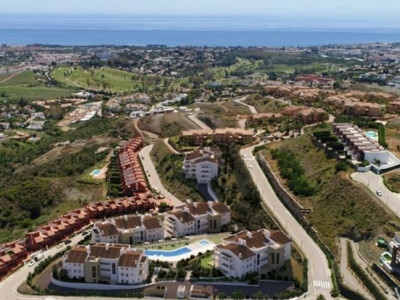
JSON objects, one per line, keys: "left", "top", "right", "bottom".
{"left": 351, "top": 171, "right": 400, "bottom": 217}
{"left": 240, "top": 145, "right": 333, "bottom": 299}
{"left": 139, "top": 144, "right": 183, "bottom": 207}
{"left": 187, "top": 113, "right": 212, "bottom": 130}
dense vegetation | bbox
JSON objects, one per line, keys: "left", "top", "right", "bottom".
{"left": 270, "top": 149, "right": 316, "bottom": 197}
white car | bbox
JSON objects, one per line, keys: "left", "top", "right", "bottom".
{"left": 376, "top": 190, "right": 383, "bottom": 196}
{"left": 248, "top": 164, "right": 252, "bottom": 168}
{"left": 28, "top": 260, "right": 36, "bottom": 267}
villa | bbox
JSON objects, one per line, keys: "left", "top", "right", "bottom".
{"left": 213, "top": 229, "right": 292, "bottom": 278}
{"left": 62, "top": 243, "right": 148, "bottom": 284}
{"left": 92, "top": 214, "right": 163, "bottom": 244}
{"left": 183, "top": 147, "right": 221, "bottom": 183}
{"left": 164, "top": 202, "right": 231, "bottom": 237}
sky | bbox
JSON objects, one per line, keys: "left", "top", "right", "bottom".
{"left": 0, "top": 0, "right": 399, "bottom": 19}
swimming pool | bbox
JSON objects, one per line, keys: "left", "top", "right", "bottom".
{"left": 145, "top": 247, "right": 191, "bottom": 257}
{"left": 365, "top": 131, "right": 378, "bottom": 140}
{"left": 199, "top": 240, "right": 210, "bottom": 246}
{"left": 91, "top": 169, "right": 102, "bottom": 176}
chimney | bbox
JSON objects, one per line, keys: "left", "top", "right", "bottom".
{"left": 86, "top": 245, "right": 90, "bottom": 255}
{"left": 124, "top": 215, "right": 128, "bottom": 221}
{"left": 247, "top": 231, "right": 252, "bottom": 239}
{"left": 239, "top": 252, "right": 242, "bottom": 259}
{"left": 106, "top": 243, "right": 109, "bottom": 251}
{"left": 193, "top": 202, "right": 198, "bottom": 208}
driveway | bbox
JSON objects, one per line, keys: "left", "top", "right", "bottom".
{"left": 240, "top": 145, "right": 332, "bottom": 299}
{"left": 351, "top": 171, "right": 400, "bottom": 217}
{"left": 139, "top": 144, "right": 183, "bottom": 207}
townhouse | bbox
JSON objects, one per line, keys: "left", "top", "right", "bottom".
{"left": 0, "top": 240, "right": 28, "bottom": 280}
{"left": 92, "top": 214, "right": 163, "bottom": 244}
{"left": 118, "top": 137, "right": 147, "bottom": 195}
{"left": 181, "top": 128, "right": 256, "bottom": 146}
{"left": 281, "top": 106, "right": 328, "bottom": 124}
{"left": 183, "top": 147, "right": 221, "bottom": 184}
{"left": 164, "top": 202, "right": 231, "bottom": 237}
{"left": 62, "top": 243, "right": 148, "bottom": 284}
{"left": 344, "top": 102, "right": 381, "bottom": 118}
{"left": 213, "top": 229, "right": 292, "bottom": 278}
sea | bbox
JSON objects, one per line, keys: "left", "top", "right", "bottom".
{"left": 1, "top": 14, "right": 400, "bottom": 47}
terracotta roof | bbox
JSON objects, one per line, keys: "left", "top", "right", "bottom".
{"left": 270, "top": 230, "right": 292, "bottom": 245}
{"left": 169, "top": 210, "right": 195, "bottom": 223}
{"left": 217, "top": 244, "right": 255, "bottom": 260}
{"left": 212, "top": 203, "right": 230, "bottom": 214}
{"left": 89, "top": 244, "right": 124, "bottom": 259}
{"left": 224, "top": 230, "right": 268, "bottom": 249}
{"left": 188, "top": 202, "right": 211, "bottom": 215}
{"left": 114, "top": 215, "right": 141, "bottom": 229}
{"left": 117, "top": 251, "right": 144, "bottom": 268}
{"left": 65, "top": 248, "right": 88, "bottom": 264}
{"left": 95, "top": 223, "right": 119, "bottom": 237}
{"left": 142, "top": 216, "right": 162, "bottom": 230}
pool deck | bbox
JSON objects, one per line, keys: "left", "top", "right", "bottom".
{"left": 142, "top": 239, "right": 216, "bottom": 262}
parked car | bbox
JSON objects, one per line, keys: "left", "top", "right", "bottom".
{"left": 64, "top": 239, "right": 72, "bottom": 245}
{"left": 28, "top": 260, "right": 36, "bottom": 267}
{"left": 376, "top": 190, "right": 383, "bottom": 196}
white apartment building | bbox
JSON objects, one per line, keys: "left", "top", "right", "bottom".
{"left": 62, "top": 243, "right": 148, "bottom": 284}
{"left": 164, "top": 202, "right": 231, "bottom": 237}
{"left": 214, "top": 229, "right": 291, "bottom": 278}
{"left": 92, "top": 214, "right": 163, "bottom": 245}
{"left": 184, "top": 147, "right": 221, "bottom": 184}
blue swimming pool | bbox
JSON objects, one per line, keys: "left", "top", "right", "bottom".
{"left": 145, "top": 247, "right": 191, "bottom": 257}
{"left": 199, "top": 240, "right": 210, "bottom": 246}
{"left": 365, "top": 131, "right": 378, "bottom": 140}
{"left": 91, "top": 169, "right": 102, "bottom": 176}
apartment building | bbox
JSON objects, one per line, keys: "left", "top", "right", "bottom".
{"left": 62, "top": 243, "right": 148, "bottom": 285}
{"left": 181, "top": 128, "right": 256, "bottom": 146}
{"left": 92, "top": 214, "right": 163, "bottom": 244}
{"left": 213, "top": 229, "right": 292, "bottom": 278}
{"left": 183, "top": 147, "right": 221, "bottom": 184}
{"left": 344, "top": 102, "right": 381, "bottom": 118}
{"left": 0, "top": 240, "right": 28, "bottom": 280}
{"left": 118, "top": 137, "right": 147, "bottom": 195}
{"left": 164, "top": 202, "right": 231, "bottom": 237}
{"left": 387, "top": 101, "right": 400, "bottom": 114}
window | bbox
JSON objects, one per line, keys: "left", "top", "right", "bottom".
{"left": 276, "top": 253, "right": 280, "bottom": 265}
{"left": 112, "top": 263, "right": 116, "bottom": 274}
{"left": 92, "top": 266, "right": 97, "bottom": 278}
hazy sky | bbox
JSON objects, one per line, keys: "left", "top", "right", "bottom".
{"left": 0, "top": 0, "right": 399, "bottom": 18}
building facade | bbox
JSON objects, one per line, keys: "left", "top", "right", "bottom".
{"left": 92, "top": 214, "right": 164, "bottom": 244}
{"left": 183, "top": 147, "right": 221, "bottom": 184}
{"left": 213, "top": 229, "right": 292, "bottom": 278}
{"left": 164, "top": 202, "right": 231, "bottom": 237}
{"left": 62, "top": 243, "right": 148, "bottom": 285}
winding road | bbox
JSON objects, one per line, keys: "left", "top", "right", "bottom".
{"left": 240, "top": 144, "right": 333, "bottom": 299}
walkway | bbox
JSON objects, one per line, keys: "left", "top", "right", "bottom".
{"left": 233, "top": 96, "right": 257, "bottom": 114}
{"left": 163, "top": 138, "right": 180, "bottom": 155}
{"left": 338, "top": 238, "right": 373, "bottom": 299}
{"left": 139, "top": 144, "right": 183, "bottom": 207}
{"left": 240, "top": 144, "right": 332, "bottom": 299}
{"left": 187, "top": 114, "right": 212, "bottom": 130}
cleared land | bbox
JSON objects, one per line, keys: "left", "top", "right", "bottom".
{"left": 383, "top": 171, "right": 400, "bottom": 193}
{"left": 0, "top": 71, "right": 74, "bottom": 101}
{"left": 138, "top": 113, "right": 198, "bottom": 137}
{"left": 262, "top": 133, "right": 399, "bottom": 255}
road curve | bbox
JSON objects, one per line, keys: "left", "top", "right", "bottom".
{"left": 240, "top": 145, "right": 333, "bottom": 299}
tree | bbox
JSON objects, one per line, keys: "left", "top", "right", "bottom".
{"left": 217, "top": 292, "right": 226, "bottom": 300}
{"left": 317, "top": 295, "right": 326, "bottom": 300}
{"left": 252, "top": 291, "right": 264, "bottom": 300}
{"left": 231, "top": 291, "right": 244, "bottom": 300}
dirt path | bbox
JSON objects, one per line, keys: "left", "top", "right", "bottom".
{"left": 339, "top": 238, "right": 373, "bottom": 299}
{"left": 0, "top": 71, "right": 22, "bottom": 84}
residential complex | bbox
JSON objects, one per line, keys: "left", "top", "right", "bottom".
{"left": 118, "top": 137, "right": 147, "bottom": 195}
{"left": 213, "top": 229, "right": 292, "bottom": 278}
{"left": 92, "top": 214, "right": 163, "bottom": 244}
{"left": 62, "top": 243, "right": 148, "bottom": 284}
{"left": 183, "top": 147, "right": 221, "bottom": 183}
{"left": 332, "top": 123, "right": 400, "bottom": 173}
{"left": 181, "top": 128, "right": 256, "bottom": 146}
{"left": 0, "top": 240, "right": 28, "bottom": 281}
{"left": 164, "top": 202, "right": 231, "bottom": 237}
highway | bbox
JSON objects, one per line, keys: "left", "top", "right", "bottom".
{"left": 139, "top": 144, "right": 183, "bottom": 207}
{"left": 240, "top": 145, "right": 333, "bottom": 299}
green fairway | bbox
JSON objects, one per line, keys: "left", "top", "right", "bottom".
{"left": 52, "top": 67, "right": 137, "bottom": 92}
{"left": 0, "top": 71, "right": 75, "bottom": 101}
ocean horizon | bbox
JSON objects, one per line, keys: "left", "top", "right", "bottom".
{"left": 1, "top": 14, "right": 400, "bottom": 47}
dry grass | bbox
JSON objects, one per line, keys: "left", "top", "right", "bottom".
{"left": 383, "top": 171, "right": 400, "bottom": 193}
{"left": 139, "top": 113, "right": 198, "bottom": 137}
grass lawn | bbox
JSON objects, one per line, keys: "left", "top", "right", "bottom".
{"left": 275, "top": 258, "right": 304, "bottom": 283}
{"left": 0, "top": 71, "right": 75, "bottom": 101}
{"left": 200, "top": 253, "right": 213, "bottom": 269}
{"left": 262, "top": 133, "right": 399, "bottom": 256}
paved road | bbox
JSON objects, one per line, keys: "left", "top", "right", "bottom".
{"left": 187, "top": 114, "right": 211, "bottom": 130}
{"left": 233, "top": 96, "right": 257, "bottom": 114}
{"left": 163, "top": 138, "right": 180, "bottom": 155}
{"left": 139, "top": 144, "right": 183, "bottom": 207}
{"left": 240, "top": 145, "right": 333, "bottom": 299}
{"left": 351, "top": 171, "right": 400, "bottom": 217}
{"left": 338, "top": 238, "right": 372, "bottom": 300}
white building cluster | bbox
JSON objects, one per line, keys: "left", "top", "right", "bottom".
{"left": 92, "top": 214, "right": 163, "bottom": 245}
{"left": 62, "top": 243, "right": 148, "bottom": 284}
{"left": 214, "top": 229, "right": 292, "bottom": 278}
{"left": 183, "top": 147, "right": 221, "bottom": 184}
{"left": 164, "top": 202, "right": 231, "bottom": 237}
